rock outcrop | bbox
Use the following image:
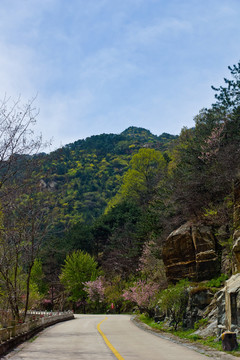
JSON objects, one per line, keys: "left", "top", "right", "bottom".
{"left": 218, "top": 273, "right": 240, "bottom": 333}
{"left": 184, "top": 288, "right": 214, "bottom": 329}
{"left": 191, "top": 292, "right": 218, "bottom": 338}
{"left": 232, "top": 230, "right": 240, "bottom": 273}
{"left": 162, "top": 223, "right": 220, "bottom": 282}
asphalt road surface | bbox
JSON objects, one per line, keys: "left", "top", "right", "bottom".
{"left": 3, "top": 314, "right": 238, "bottom": 360}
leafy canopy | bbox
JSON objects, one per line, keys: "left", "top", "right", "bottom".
{"left": 60, "top": 250, "right": 99, "bottom": 302}
{"left": 107, "top": 148, "right": 167, "bottom": 209}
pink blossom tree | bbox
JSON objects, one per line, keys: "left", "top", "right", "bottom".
{"left": 137, "top": 241, "right": 167, "bottom": 286}
{"left": 198, "top": 122, "right": 225, "bottom": 161}
{"left": 84, "top": 277, "right": 106, "bottom": 311}
{"left": 123, "top": 280, "right": 159, "bottom": 316}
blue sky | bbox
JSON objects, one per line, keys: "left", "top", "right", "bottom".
{"left": 0, "top": 0, "right": 240, "bottom": 149}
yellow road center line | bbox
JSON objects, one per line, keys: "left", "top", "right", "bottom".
{"left": 97, "top": 317, "right": 125, "bottom": 360}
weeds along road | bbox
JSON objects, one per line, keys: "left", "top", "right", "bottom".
{"left": 3, "top": 314, "right": 238, "bottom": 360}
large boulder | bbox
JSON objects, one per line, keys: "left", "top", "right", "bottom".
{"left": 162, "top": 223, "right": 220, "bottom": 282}
{"left": 218, "top": 273, "right": 240, "bottom": 333}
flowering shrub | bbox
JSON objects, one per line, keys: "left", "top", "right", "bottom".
{"left": 84, "top": 277, "right": 106, "bottom": 303}
{"left": 137, "top": 241, "right": 167, "bottom": 286}
{"left": 199, "top": 122, "right": 225, "bottom": 161}
{"left": 123, "top": 280, "right": 159, "bottom": 315}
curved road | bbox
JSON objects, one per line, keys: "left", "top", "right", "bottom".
{"left": 4, "top": 315, "right": 237, "bottom": 360}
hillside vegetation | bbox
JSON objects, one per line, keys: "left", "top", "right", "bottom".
{"left": 0, "top": 62, "right": 240, "bottom": 326}
{"left": 41, "top": 127, "right": 176, "bottom": 226}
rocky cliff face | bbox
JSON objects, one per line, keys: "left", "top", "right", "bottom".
{"left": 162, "top": 223, "right": 220, "bottom": 282}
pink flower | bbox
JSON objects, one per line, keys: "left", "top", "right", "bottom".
{"left": 84, "top": 277, "right": 106, "bottom": 302}
{"left": 123, "top": 280, "right": 159, "bottom": 309}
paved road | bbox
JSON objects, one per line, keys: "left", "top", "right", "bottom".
{"left": 3, "top": 315, "right": 238, "bottom": 360}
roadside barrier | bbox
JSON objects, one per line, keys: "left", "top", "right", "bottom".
{"left": 0, "top": 311, "right": 74, "bottom": 357}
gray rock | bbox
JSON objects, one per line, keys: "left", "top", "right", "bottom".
{"left": 193, "top": 319, "right": 218, "bottom": 338}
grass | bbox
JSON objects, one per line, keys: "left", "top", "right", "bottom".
{"left": 138, "top": 314, "right": 240, "bottom": 355}
{"left": 138, "top": 314, "right": 165, "bottom": 330}
{"left": 28, "top": 335, "right": 38, "bottom": 343}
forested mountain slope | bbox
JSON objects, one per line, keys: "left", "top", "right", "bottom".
{"left": 40, "top": 127, "right": 177, "bottom": 226}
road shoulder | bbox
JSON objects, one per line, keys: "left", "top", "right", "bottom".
{"left": 131, "top": 316, "right": 240, "bottom": 360}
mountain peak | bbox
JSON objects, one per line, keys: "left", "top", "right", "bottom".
{"left": 121, "top": 126, "right": 153, "bottom": 137}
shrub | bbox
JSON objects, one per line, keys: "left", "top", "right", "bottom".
{"left": 206, "top": 274, "right": 228, "bottom": 288}
{"left": 123, "top": 280, "right": 159, "bottom": 316}
{"left": 158, "top": 279, "right": 189, "bottom": 330}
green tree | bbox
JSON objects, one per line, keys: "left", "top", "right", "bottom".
{"left": 28, "top": 259, "right": 46, "bottom": 309}
{"left": 30, "top": 258, "right": 47, "bottom": 296}
{"left": 168, "top": 100, "right": 240, "bottom": 226}
{"left": 92, "top": 200, "right": 144, "bottom": 276}
{"left": 121, "top": 148, "right": 166, "bottom": 204}
{"left": 167, "top": 126, "right": 209, "bottom": 220}
{"left": 60, "top": 250, "right": 99, "bottom": 304}
{"left": 159, "top": 280, "right": 189, "bottom": 330}
{"left": 212, "top": 61, "right": 240, "bottom": 111}
{"left": 108, "top": 148, "right": 166, "bottom": 209}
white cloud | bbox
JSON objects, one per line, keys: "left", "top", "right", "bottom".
{"left": 126, "top": 18, "right": 192, "bottom": 46}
